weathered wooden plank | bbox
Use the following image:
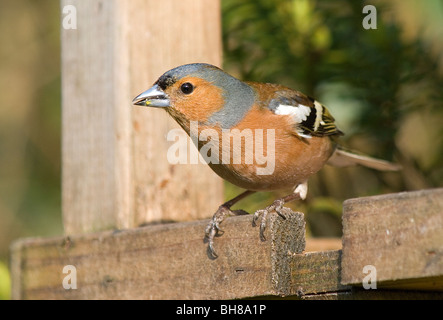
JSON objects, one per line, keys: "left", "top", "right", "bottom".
{"left": 289, "top": 250, "right": 349, "bottom": 296}
{"left": 10, "top": 209, "right": 305, "bottom": 300}
{"left": 61, "top": 0, "right": 223, "bottom": 234}
{"left": 257, "top": 247, "right": 443, "bottom": 299}
{"left": 341, "top": 188, "right": 443, "bottom": 291}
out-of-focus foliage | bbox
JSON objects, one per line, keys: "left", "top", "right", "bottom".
{"left": 222, "top": 0, "right": 443, "bottom": 236}
{"left": 0, "top": 262, "right": 11, "bottom": 300}
{"left": 0, "top": 0, "right": 61, "bottom": 267}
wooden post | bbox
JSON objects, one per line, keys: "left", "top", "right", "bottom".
{"left": 61, "top": 0, "right": 223, "bottom": 234}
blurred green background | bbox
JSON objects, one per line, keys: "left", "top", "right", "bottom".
{"left": 0, "top": 0, "right": 442, "bottom": 299}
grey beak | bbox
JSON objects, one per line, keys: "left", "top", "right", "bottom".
{"left": 132, "top": 84, "right": 170, "bottom": 107}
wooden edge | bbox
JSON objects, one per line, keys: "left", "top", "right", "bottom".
{"left": 305, "top": 238, "right": 342, "bottom": 252}
{"left": 10, "top": 209, "right": 305, "bottom": 300}
{"left": 9, "top": 240, "right": 24, "bottom": 300}
{"left": 256, "top": 248, "right": 443, "bottom": 299}
{"left": 289, "top": 250, "right": 350, "bottom": 297}
{"left": 375, "top": 276, "right": 443, "bottom": 291}
{"left": 341, "top": 188, "right": 443, "bottom": 291}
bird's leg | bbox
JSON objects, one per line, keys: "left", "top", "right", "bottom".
{"left": 205, "top": 190, "right": 255, "bottom": 258}
{"left": 253, "top": 181, "right": 308, "bottom": 241}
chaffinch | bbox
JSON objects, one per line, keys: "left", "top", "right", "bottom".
{"left": 133, "top": 63, "right": 400, "bottom": 257}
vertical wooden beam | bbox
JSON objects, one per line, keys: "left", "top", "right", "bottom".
{"left": 128, "top": 0, "right": 223, "bottom": 225}
{"left": 61, "top": 0, "right": 223, "bottom": 234}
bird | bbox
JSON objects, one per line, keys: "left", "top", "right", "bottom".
{"left": 132, "top": 63, "right": 400, "bottom": 258}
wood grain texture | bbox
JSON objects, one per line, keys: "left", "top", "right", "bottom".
{"left": 290, "top": 250, "right": 349, "bottom": 296}
{"left": 341, "top": 188, "right": 443, "bottom": 290}
{"left": 127, "top": 0, "right": 224, "bottom": 226}
{"left": 61, "top": 0, "right": 223, "bottom": 234}
{"left": 11, "top": 209, "right": 305, "bottom": 300}
{"left": 250, "top": 248, "right": 443, "bottom": 299}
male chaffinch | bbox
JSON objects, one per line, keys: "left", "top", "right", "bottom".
{"left": 133, "top": 63, "right": 400, "bottom": 257}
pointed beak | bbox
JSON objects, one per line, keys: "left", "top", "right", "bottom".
{"left": 132, "top": 84, "right": 170, "bottom": 108}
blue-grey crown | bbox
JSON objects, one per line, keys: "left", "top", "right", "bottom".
{"left": 156, "top": 63, "right": 256, "bottom": 129}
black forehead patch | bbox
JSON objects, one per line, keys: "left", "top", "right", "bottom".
{"left": 155, "top": 75, "right": 177, "bottom": 90}
{"left": 154, "top": 63, "right": 223, "bottom": 90}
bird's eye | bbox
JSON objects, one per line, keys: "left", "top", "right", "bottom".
{"left": 180, "top": 82, "right": 194, "bottom": 94}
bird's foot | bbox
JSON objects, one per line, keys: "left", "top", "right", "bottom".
{"left": 252, "top": 199, "right": 287, "bottom": 241}
{"left": 205, "top": 205, "right": 248, "bottom": 258}
{"left": 252, "top": 187, "right": 305, "bottom": 241}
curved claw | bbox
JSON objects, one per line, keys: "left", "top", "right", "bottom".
{"left": 204, "top": 205, "right": 234, "bottom": 259}
{"left": 259, "top": 210, "right": 268, "bottom": 241}
{"left": 206, "top": 221, "right": 224, "bottom": 237}
{"left": 205, "top": 222, "right": 219, "bottom": 258}
{"left": 253, "top": 209, "right": 268, "bottom": 241}
{"left": 253, "top": 199, "right": 288, "bottom": 242}
{"left": 207, "top": 238, "right": 218, "bottom": 259}
{"left": 252, "top": 209, "right": 264, "bottom": 227}
{"left": 203, "top": 190, "right": 256, "bottom": 258}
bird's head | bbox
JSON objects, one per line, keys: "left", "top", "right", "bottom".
{"left": 132, "top": 63, "right": 255, "bottom": 130}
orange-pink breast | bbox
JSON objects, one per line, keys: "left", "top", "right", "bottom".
{"left": 198, "top": 105, "right": 335, "bottom": 191}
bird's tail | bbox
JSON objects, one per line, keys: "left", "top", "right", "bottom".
{"left": 327, "top": 145, "right": 401, "bottom": 171}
